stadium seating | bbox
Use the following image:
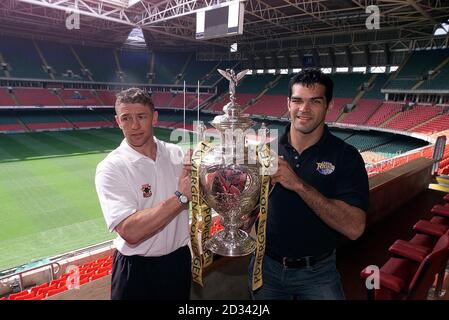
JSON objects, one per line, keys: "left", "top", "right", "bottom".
{"left": 182, "top": 59, "right": 220, "bottom": 86}
{"left": 169, "top": 92, "right": 212, "bottom": 110}
{"left": 265, "top": 75, "right": 289, "bottom": 95}
{"left": 97, "top": 90, "right": 117, "bottom": 106}
{"left": 170, "top": 92, "right": 196, "bottom": 109}
{"left": 412, "top": 114, "right": 449, "bottom": 134}
{"left": 0, "top": 255, "right": 113, "bottom": 300}
{"left": 37, "top": 40, "right": 86, "bottom": 81}
{"left": 345, "top": 132, "right": 392, "bottom": 152}
{"left": 95, "top": 110, "right": 118, "bottom": 127}
{"left": 363, "top": 74, "right": 389, "bottom": 100}
{"left": 325, "top": 98, "right": 351, "bottom": 122}
{"left": 59, "top": 89, "right": 101, "bottom": 106}
{"left": 153, "top": 52, "right": 191, "bottom": 84}
{"left": 73, "top": 45, "right": 117, "bottom": 82}
{"left": 8, "top": 290, "right": 33, "bottom": 300}
{"left": 60, "top": 110, "right": 113, "bottom": 128}
{"left": 244, "top": 95, "right": 287, "bottom": 117}
{"left": 117, "top": 49, "right": 151, "bottom": 84}
{"left": 373, "top": 233, "right": 449, "bottom": 299}
{"left": 14, "top": 88, "right": 61, "bottom": 106}
{"left": 152, "top": 92, "right": 175, "bottom": 108}
{"left": 360, "top": 195, "right": 449, "bottom": 300}
{"left": 0, "top": 88, "right": 16, "bottom": 105}
{"left": 205, "top": 93, "right": 228, "bottom": 112}
{"left": 419, "top": 61, "right": 449, "bottom": 90}
{"left": 340, "top": 99, "right": 382, "bottom": 125}
{"left": 201, "top": 61, "right": 239, "bottom": 86}
{"left": 18, "top": 110, "right": 73, "bottom": 131}
{"left": 238, "top": 74, "right": 278, "bottom": 94}
{"left": 383, "top": 104, "right": 442, "bottom": 131}
{"left": 0, "top": 36, "right": 49, "bottom": 79}
{"left": 438, "top": 148, "right": 449, "bottom": 175}
{"left": 47, "top": 286, "right": 68, "bottom": 297}
{"left": 386, "top": 49, "right": 449, "bottom": 90}
{"left": 330, "top": 129, "right": 353, "bottom": 141}
{"left": 0, "top": 110, "right": 25, "bottom": 132}
{"left": 365, "top": 102, "right": 403, "bottom": 126}
{"left": 332, "top": 73, "right": 370, "bottom": 98}
{"left": 369, "top": 137, "right": 427, "bottom": 157}
{"left": 241, "top": 74, "right": 288, "bottom": 117}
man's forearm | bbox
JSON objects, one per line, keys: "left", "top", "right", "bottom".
{"left": 116, "top": 196, "right": 187, "bottom": 245}
{"left": 293, "top": 181, "right": 365, "bottom": 240}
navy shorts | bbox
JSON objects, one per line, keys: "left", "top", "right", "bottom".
{"left": 111, "top": 245, "right": 191, "bottom": 300}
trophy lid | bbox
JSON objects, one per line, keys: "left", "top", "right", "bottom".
{"left": 211, "top": 69, "right": 254, "bottom": 132}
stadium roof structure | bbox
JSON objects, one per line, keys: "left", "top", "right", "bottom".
{"left": 0, "top": 0, "right": 448, "bottom": 58}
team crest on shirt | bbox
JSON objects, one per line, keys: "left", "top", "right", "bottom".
{"left": 316, "top": 161, "right": 335, "bottom": 175}
{"left": 141, "top": 184, "right": 152, "bottom": 198}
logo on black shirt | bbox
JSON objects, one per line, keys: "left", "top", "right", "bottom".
{"left": 316, "top": 161, "right": 335, "bottom": 175}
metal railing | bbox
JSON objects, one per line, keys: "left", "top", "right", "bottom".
{"left": 0, "top": 262, "right": 60, "bottom": 292}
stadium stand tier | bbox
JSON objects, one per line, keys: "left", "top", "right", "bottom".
{"left": 0, "top": 36, "right": 49, "bottom": 79}
{"left": 0, "top": 88, "right": 15, "bottom": 106}
{"left": 117, "top": 49, "right": 151, "bottom": 84}
{"left": 386, "top": 49, "right": 449, "bottom": 90}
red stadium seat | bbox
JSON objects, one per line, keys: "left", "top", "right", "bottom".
{"left": 96, "top": 266, "right": 111, "bottom": 275}
{"left": 95, "top": 257, "right": 109, "bottom": 264}
{"left": 24, "top": 294, "right": 45, "bottom": 300}
{"left": 100, "top": 261, "right": 112, "bottom": 268}
{"left": 47, "top": 286, "right": 68, "bottom": 297}
{"left": 37, "top": 283, "right": 59, "bottom": 296}
{"left": 50, "top": 279, "right": 67, "bottom": 288}
{"left": 431, "top": 205, "right": 449, "bottom": 219}
{"left": 12, "top": 292, "right": 36, "bottom": 300}
{"left": 91, "top": 271, "right": 109, "bottom": 281}
{"left": 361, "top": 232, "right": 449, "bottom": 299}
{"left": 30, "top": 282, "right": 49, "bottom": 293}
{"left": 388, "top": 240, "right": 431, "bottom": 262}
{"left": 8, "top": 290, "right": 30, "bottom": 300}
{"left": 413, "top": 220, "right": 449, "bottom": 237}
{"left": 80, "top": 271, "right": 94, "bottom": 281}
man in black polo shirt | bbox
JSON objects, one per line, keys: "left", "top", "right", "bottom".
{"left": 247, "top": 69, "right": 369, "bottom": 300}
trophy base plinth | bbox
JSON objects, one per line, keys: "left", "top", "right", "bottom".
{"left": 205, "top": 229, "right": 256, "bottom": 257}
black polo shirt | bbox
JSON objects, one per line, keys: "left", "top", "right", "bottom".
{"left": 266, "top": 124, "right": 369, "bottom": 258}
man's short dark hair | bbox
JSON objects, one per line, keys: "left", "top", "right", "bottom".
{"left": 115, "top": 87, "right": 154, "bottom": 112}
{"left": 288, "top": 68, "right": 333, "bottom": 104}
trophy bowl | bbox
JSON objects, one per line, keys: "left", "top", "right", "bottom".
{"left": 199, "top": 145, "right": 261, "bottom": 257}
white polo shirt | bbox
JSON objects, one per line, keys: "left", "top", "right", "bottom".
{"left": 95, "top": 137, "right": 190, "bottom": 257}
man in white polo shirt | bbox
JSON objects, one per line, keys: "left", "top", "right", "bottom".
{"left": 95, "top": 88, "right": 192, "bottom": 300}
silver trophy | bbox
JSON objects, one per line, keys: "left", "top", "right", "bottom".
{"left": 197, "top": 69, "right": 265, "bottom": 256}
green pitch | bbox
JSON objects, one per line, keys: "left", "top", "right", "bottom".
{"left": 0, "top": 127, "right": 195, "bottom": 271}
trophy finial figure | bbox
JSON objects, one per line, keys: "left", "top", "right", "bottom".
{"left": 218, "top": 68, "right": 249, "bottom": 107}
